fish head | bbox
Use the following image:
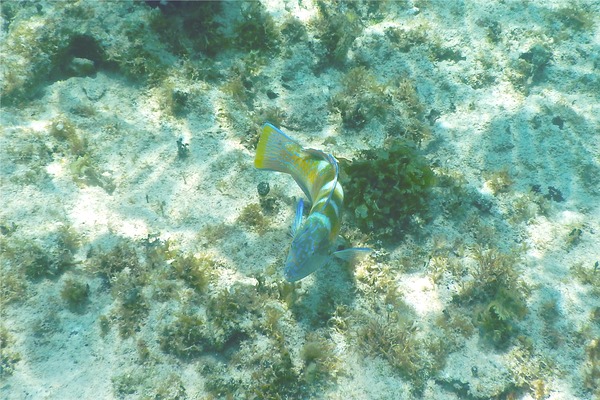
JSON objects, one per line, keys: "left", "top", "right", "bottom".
{"left": 284, "top": 213, "right": 332, "bottom": 282}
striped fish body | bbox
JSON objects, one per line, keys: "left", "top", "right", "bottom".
{"left": 254, "top": 123, "right": 344, "bottom": 281}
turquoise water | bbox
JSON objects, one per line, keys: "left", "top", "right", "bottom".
{"left": 1, "top": 1, "right": 599, "bottom": 399}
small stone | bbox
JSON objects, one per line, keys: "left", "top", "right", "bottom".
{"left": 266, "top": 89, "right": 279, "bottom": 99}
{"left": 176, "top": 138, "right": 190, "bottom": 159}
{"left": 257, "top": 181, "right": 270, "bottom": 197}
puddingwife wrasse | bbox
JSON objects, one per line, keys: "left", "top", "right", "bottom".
{"left": 254, "top": 123, "right": 370, "bottom": 282}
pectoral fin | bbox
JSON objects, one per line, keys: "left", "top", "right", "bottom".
{"left": 290, "top": 198, "right": 304, "bottom": 237}
{"left": 333, "top": 247, "right": 372, "bottom": 262}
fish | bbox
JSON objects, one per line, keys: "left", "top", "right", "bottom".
{"left": 254, "top": 123, "right": 371, "bottom": 282}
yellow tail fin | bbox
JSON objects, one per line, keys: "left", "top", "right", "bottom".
{"left": 254, "top": 123, "right": 302, "bottom": 174}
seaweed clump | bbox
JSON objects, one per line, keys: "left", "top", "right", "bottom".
{"left": 6, "top": 239, "right": 74, "bottom": 281}
{"left": 356, "top": 302, "right": 445, "bottom": 393}
{"left": 50, "top": 117, "right": 87, "bottom": 156}
{"left": 508, "top": 43, "right": 552, "bottom": 93}
{"left": 60, "top": 277, "right": 90, "bottom": 311}
{"left": 170, "top": 253, "right": 216, "bottom": 292}
{"left": 149, "top": 2, "right": 225, "bottom": 57}
{"left": 572, "top": 261, "right": 600, "bottom": 295}
{"left": 159, "top": 311, "right": 209, "bottom": 358}
{"left": 70, "top": 154, "right": 116, "bottom": 194}
{"left": 458, "top": 245, "right": 529, "bottom": 349}
{"left": 87, "top": 240, "right": 150, "bottom": 338}
{"left": 300, "top": 332, "right": 339, "bottom": 384}
{"left": 330, "top": 68, "right": 432, "bottom": 143}
{"left": 0, "top": 327, "right": 21, "bottom": 377}
{"left": 233, "top": 2, "right": 280, "bottom": 52}
{"left": 584, "top": 338, "right": 600, "bottom": 397}
{"left": 330, "top": 67, "right": 390, "bottom": 130}
{"left": 312, "top": 1, "right": 363, "bottom": 66}
{"left": 342, "top": 139, "right": 435, "bottom": 239}
{"left": 112, "top": 369, "right": 187, "bottom": 399}
{"left": 237, "top": 203, "right": 269, "bottom": 234}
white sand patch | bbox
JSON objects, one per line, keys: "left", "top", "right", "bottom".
{"left": 400, "top": 274, "right": 443, "bottom": 317}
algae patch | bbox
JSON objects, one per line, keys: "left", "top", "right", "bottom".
{"left": 342, "top": 139, "right": 435, "bottom": 239}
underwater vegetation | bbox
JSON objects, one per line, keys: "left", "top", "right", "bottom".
{"left": 0, "top": 264, "right": 26, "bottom": 308}
{"left": 50, "top": 117, "right": 87, "bottom": 156}
{"left": 572, "top": 261, "right": 600, "bottom": 296}
{"left": 0, "top": 225, "right": 81, "bottom": 327}
{"left": 200, "top": 310, "right": 341, "bottom": 398}
{"left": 384, "top": 24, "right": 430, "bottom": 52}
{"left": 1, "top": 1, "right": 214, "bottom": 105}
{"left": 236, "top": 203, "right": 270, "bottom": 234}
{"left": 60, "top": 277, "right": 90, "bottom": 311}
{"left": 546, "top": 5, "right": 597, "bottom": 41}
{"left": 428, "top": 242, "right": 555, "bottom": 399}
{"left": 87, "top": 239, "right": 143, "bottom": 283}
{"left": 0, "top": 223, "right": 81, "bottom": 283}
{"left": 584, "top": 338, "right": 600, "bottom": 397}
{"left": 159, "top": 311, "right": 209, "bottom": 358}
{"left": 151, "top": 1, "right": 279, "bottom": 56}
{"left": 48, "top": 115, "right": 116, "bottom": 194}
{"left": 507, "top": 43, "right": 553, "bottom": 94}
{"left": 112, "top": 370, "right": 187, "bottom": 400}
{"left": 203, "top": 284, "right": 261, "bottom": 351}
{"left": 330, "top": 67, "right": 390, "bottom": 130}
{"left": 203, "top": 336, "right": 302, "bottom": 399}
{"left": 79, "top": 233, "right": 342, "bottom": 397}
{"left": 349, "top": 266, "right": 453, "bottom": 396}
{"left": 329, "top": 66, "right": 432, "bottom": 147}
{"left": 484, "top": 168, "right": 513, "bottom": 195}
{"left": 341, "top": 139, "right": 435, "bottom": 240}
{"left": 58, "top": 222, "right": 557, "bottom": 399}
{"left": 87, "top": 239, "right": 152, "bottom": 338}
{"left": 70, "top": 154, "right": 116, "bottom": 194}
{"left": 233, "top": 2, "right": 280, "bottom": 52}
{"left": 2, "top": 126, "right": 53, "bottom": 186}
{"left": 311, "top": 1, "right": 363, "bottom": 66}
{"left": 148, "top": 1, "right": 224, "bottom": 57}
{"left": 0, "top": 327, "right": 21, "bottom": 378}
{"left": 457, "top": 245, "right": 529, "bottom": 349}
{"left": 300, "top": 332, "right": 340, "bottom": 384}
{"left": 357, "top": 306, "right": 428, "bottom": 390}
{"left": 2, "top": 6, "right": 95, "bottom": 104}
{"left": 169, "top": 253, "right": 217, "bottom": 292}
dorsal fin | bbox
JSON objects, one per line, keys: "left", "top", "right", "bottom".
{"left": 290, "top": 198, "right": 304, "bottom": 237}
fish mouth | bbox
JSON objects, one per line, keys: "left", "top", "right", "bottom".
{"left": 283, "top": 268, "right": 301, "bottom": 282}
{"left": 283, "top": 255, "right": 304, "bottom": 282}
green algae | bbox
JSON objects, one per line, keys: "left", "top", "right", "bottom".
{"left": 0, "top": 327, "right": 21, "bottom": 378}
{"left": 330, "top": 67, "right": 390, "bottom": 129}
{"left": 60, "top": 277, "right": 89, "bottom": 311}
{"left": 342, "top": 139, "right": 435, "bottom": 239}
{"left": 312, "top": 1, "right": 363, "bottom": 66}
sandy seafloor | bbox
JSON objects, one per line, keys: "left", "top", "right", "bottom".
{"left": 1, "top": 1, "right": 599, "bottom": 399}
